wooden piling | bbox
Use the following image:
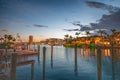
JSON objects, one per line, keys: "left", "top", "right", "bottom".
{"left": 43, "top": 47, "right": 46, "bottom": 80}
{"left": 37, "top": 45, "right": 40, "bottom": 61}
{"left": 51, "top": 45, "right": 53, "bottom": 69}
{"left": 10, "top": 53, "right": 17, "bottom": 80}
{"left": 74, "top": 45, "right": 78, "bottom": 76}
{"left": 111, "top": 44, "right": 115, "bottom": 80}
{"left": 31, "top": 62, "right": 34, "bottom": 80}
{"left": 97, "top": 48, "right": 102, "bottom": 80}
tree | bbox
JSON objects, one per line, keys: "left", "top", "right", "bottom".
{"left": 69, "top": 35, "right": 73, "bottom": 40}
{"left": 97, "top": 29, "right": 107, "bottom": 45}
{"left": 8, "top": 35, "right": 13, "bottom": 42}
{"left": 85, "top": 31, "right": 90, "bottom": 37}
{"left": 64, "top": 34, "right": 69, "bottom": 38}
{"left": 64, "top": 34, "right": 69, "bottom": 43}
{"left": 97, "top": 29, "right": 106, "bottom": 37}
{"left": 0, "top": 37, "right": 4, "bottom": 43}
{"left": 75, "top": 32, "right": 80, "bottom": 38}
{"left": 111, "top": 29, "right": 116, "bottom": 34}
{"left": 0, "top": 34, "right": 16, "bottom": 48}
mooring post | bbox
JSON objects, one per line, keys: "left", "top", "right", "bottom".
{"left": 10, "top": 53, "right": 17, "bottom": 80}
{"left": 97, "top": 47, "right": 102, "bottom": 80}
{"left": 51, "top": 45, "right": 53, "bottom": 69}
{"left": 37, "top": 45, "right": 40, "bottom": 61}
{"left": 31, "top": 61, "right": 34, "bottom": 80}
{"left": 74, "top": 45, "right": 78, "bottom": 76}
{"left": 111, "top": 43, "right": 115, "bottom": 80}
{"left": 43, "top": 47, "right": 46, "bottom": 80}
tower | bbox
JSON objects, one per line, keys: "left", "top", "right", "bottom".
{"left": 29, "top": 35, "right": 33, "bottom": 44}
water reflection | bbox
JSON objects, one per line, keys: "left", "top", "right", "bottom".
{"left": 10, "top": 53, "right": 17, "bottom": 80}
{"left": 80, "top": 48, "right": 96, "bottom": 57}
{"left": 0, "top": 52, "right": 36, "bottom": 80}
{"left": 51, "top": 46, "right": 53, "bottom": 69}
{"left": 97, "top": 48, "right": 102, "bottom": 80}
{"left": 43, "top": 47, "right": 46, "bottom": 80}
{"left": 17, "top": 56, "right": 35, "bottom": 80}
{"left": 37, "top": 45, "right": 40, "bottom": 63}
{"left": 1, "top": 45, "right": 120, "bottom": 80}
{"left": 111, "top": 45, "right": 115, "bottom": 80}
{"left": 74, "top": 47, "right": 78, "bottom": 76}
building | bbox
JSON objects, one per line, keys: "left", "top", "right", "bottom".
{"left": 29, "top": 35, "right": 33, "bottom": 44}
{"left": 40, "top": 38, "right": 63, "bottom": 46}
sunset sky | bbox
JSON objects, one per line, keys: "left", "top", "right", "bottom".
{"left": 0, "top": 0, "right": 120, "bottom": 42}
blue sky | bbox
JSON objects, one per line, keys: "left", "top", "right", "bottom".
{"left": 0, "top": 0, "right": 120, "bottom": 41}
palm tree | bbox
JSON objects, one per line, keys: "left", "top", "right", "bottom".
{"left": 4, "top": 34, "right": 8, "bottom": 38}
{"left": 12, "top": 38, "right": 16, "bottom": 42}
{"left": 75, "top": 32, "right": 80, "bottom": 38}
{"left": 69, "top": 35, "right": 73, "bottom": 44}
{"left": 85, "top": 31, "right": 90, "bottom": 37}
{"left": 97, "top": 29, "right": 106, "bottom": 37}
{"left": 97, "top": 29, "right": 107, "bottom": 45}
{"left": 69, "top": 35, "right": 73, "bottom": 40}
{"left": 64, "top": 34, "right": 69, "bottom": 40}
{"left": 64, "top": 34, "right": 69, "bottom": 43}
{"left": 0, "top": 37, "right": 4, "bottom": 43}
{"left": 111, "top": 29, "right": 116, "bottom": 34}
{"left": 85, "top": 31, "right": 90, "bottom": 45}
{"left": 8, "top": 35, "right": 13, "bottom": 42}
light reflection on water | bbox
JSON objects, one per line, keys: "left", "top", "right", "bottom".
{"left": 12, "top": 45, "right": 120, "bottom": 80}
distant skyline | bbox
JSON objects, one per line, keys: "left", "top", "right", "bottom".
{"left": 0, "top": 0, "right": 120, "bottom": 42}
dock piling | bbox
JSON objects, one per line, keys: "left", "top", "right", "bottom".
{"left": 97, "top": 48, "right": 102, "bottom": 80}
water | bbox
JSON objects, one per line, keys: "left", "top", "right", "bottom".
{"left": 10, "top": 45, "right": 120, "bottom": 80}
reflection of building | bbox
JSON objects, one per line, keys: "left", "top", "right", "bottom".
{"left": 29, "top": 35, "right": 33, "bottom": 44}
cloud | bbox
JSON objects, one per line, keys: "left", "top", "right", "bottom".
{"left": 80, "top": 26, "right": 94, "bottom": 31}
{"left": 25, "top": 25, "right": 30, "bottom": 27}
{"left": 1, "top": 29, "right": 8, "bottom": 32}
{"left": 33, "top": 24, "right": 48, "bottom": 28}
{"left": 72, "top": 21, "right": 84, "bottom": 27}
{"left": 91, "top": 10, "right": 120, "bottom": 30}
{"left": 65, "top": 20, "right": 95, "bottom": 33}
{"left": 63, "top": 28, "right": 80, "bottom": 31}
{"left": 86, "top": 1, "right": 120, "bottom": 34}
{"left": 86, "top": 1, "right": 120, "bottom": 13}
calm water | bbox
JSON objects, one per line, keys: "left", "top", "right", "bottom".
{"left": 13, "top": 45, "right": 120, "bottom": 80}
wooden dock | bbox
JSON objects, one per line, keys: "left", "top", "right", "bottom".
{"left": 0, "top": 60, "right": 35, "bottom": 80}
